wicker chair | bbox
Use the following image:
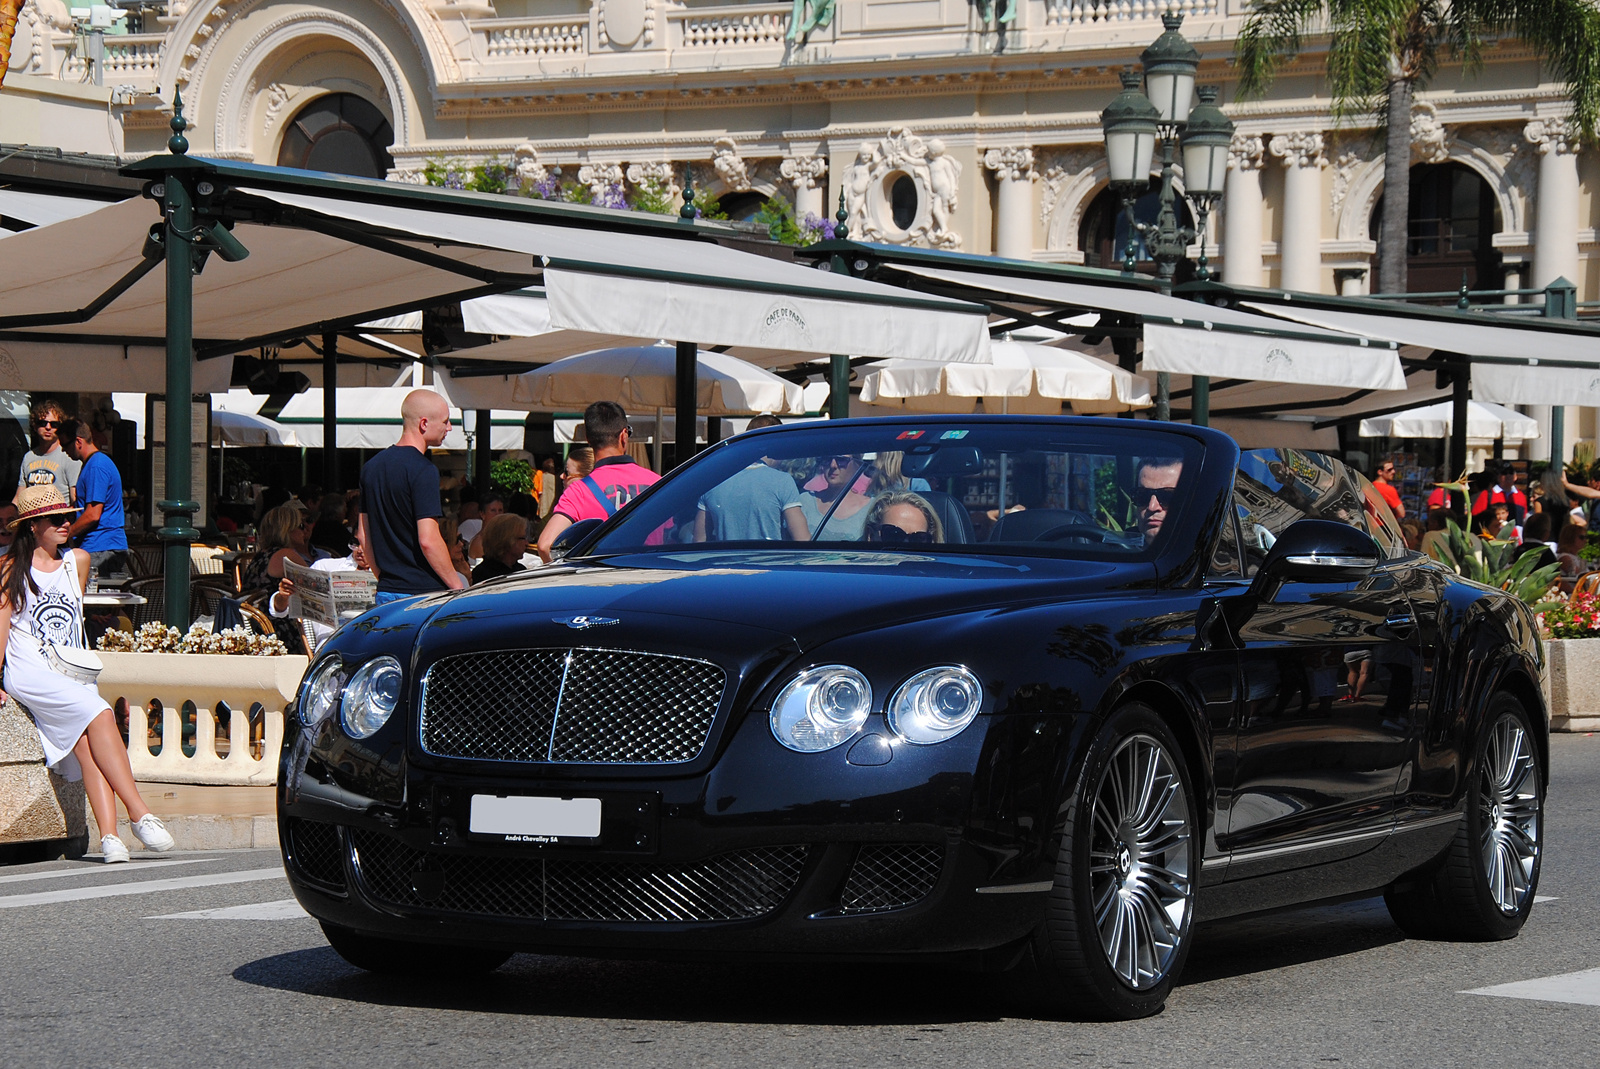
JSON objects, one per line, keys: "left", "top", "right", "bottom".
{"left": 127, "top": 546, "right": 165, "bottom": 578}
{"left": 125, "top": 577, "right": 167, "bottom": 628}
{"left": 1574, "top": 571, "right": 1600, "bottom": 598}
{"left": 238, "top": 600, "right": 277, "bottom": 640}
{"left": 190, "top": 582, "right": 237, "bottom": 622}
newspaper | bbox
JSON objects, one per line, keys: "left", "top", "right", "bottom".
{"left": 284, "top": 559, "right": 377, "bottom": 629}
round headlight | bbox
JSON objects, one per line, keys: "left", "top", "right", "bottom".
{"left": 341, "top": 656, "right": 403, "bottom": 739}
{"left": 770, "top": 665, "right": 873, "bottom": 753}
{"left": 886, "top": 666, "right": 983, "bottom": 744}
{"left": 298, "top": 655, "right": 346, "bottom": 728}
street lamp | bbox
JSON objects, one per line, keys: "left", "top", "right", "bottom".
{"left": 1097, "top": 11, "right": 1233, "bottom": 424}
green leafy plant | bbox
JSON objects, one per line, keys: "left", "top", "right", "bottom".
{"left": 1435, "top": 518, "right": 1560, "bottom": 605}
{"left": 630, "top": 176, "right": 677, "bottom": 216}
{"left": 1582, "top": 530, "right": 1600, "bottom": 564}
{"left": 754, "top": 196, "right": 805, "bottom": 246}
{"left": 489, "top": 457, "right": 534, "bottom": 496}
{"left": 692, "top": 188, "right": 729, "bottom": 221}
{"left": 1565, "top": 441, "right": 1597, "bottom": 484}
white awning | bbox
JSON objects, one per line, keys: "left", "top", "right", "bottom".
{"left": 891, "top": 263, "right": 1406, "bottom": 390}
{"left": 1359, "top": 400, "right": 1540, "bottom": 441}
{"left": 0, "top": 190, "right": 123, "bottom": 230}
{"left": 0, "top": 341, "right": 232, "bottom": 392}
{"left": 461, "top": 290, "right": 551, "bottom": 337}
{"left": 1241, "top": 300, "right": 1600, "bottom": 405}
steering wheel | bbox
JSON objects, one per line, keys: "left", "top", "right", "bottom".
{"left": 1035, "top": 523, "right": 1117, "bottom": 543}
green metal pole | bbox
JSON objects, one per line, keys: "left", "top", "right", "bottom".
{"left": 1551, "top": 406, "right": 1565, "bottom": 471}
{"left": 160, "top": 92, "right": 198, "bottom": 630}
{"left": 1191, "top": 376, "right": 1210, "bottom": 427}
{"left": 322, "top": 331, "right": 339, "bottom": 491}
{"left": 829, "top": 355, "right": 850, "bottom": 420}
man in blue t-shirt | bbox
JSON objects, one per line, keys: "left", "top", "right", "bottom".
{"left": 357, "top": 390, "right": 467, "bottom": 603}
{"left": 695, "top": 416, "right": 807, "bottom": 542}
{"left": 61, "top": 418, "right": 128, "bottom": 575}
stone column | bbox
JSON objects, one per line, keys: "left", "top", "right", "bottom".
{"left": 1526, "top": 117, "right": 1583, "bottom": 465}
{"left": 1269, "top": 131, "right": 1327, "bottom": 293}
{"left": 1222, "top": 133, "right": 1265, "bottom": 286}
{"left": 780, "top": 154, "right": 829, "bottom": 223}
{"left": 983, "top": 146, "right": 1037, "bottom": 260}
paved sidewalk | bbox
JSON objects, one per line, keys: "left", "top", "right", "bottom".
{"left": 90, "top": 783, "right": 277, "bottom": 853}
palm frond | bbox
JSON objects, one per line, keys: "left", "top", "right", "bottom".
{"left": 1235, "top": 0, "right": 1331, "bottom": 99}
{"left": 1454, "top": 0, "right": 1600, "bottom": 141}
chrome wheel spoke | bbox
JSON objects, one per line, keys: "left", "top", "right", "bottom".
{"left": 1478, "top": 714, "right": 1541, "bottom": 915}
{"left": 1090, "top": 733, "right": 1192, "bottom": 990}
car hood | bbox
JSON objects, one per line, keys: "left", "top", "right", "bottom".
{"left": 411, "top": 549, "right": 1152, "bottom": 654}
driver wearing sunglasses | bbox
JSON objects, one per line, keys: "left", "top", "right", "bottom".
{"left": 864, "top": 491, "right": 944, "bottom": 545}
{"left": 1135, "top": 457, "right": 1183, "bottom": 546}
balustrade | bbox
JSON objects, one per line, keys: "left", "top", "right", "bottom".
{"left": 674, "top": 6, "right": 791, "bottom": 49}
{"left": 477, "top": 17, "right": 589, "bottom": 59}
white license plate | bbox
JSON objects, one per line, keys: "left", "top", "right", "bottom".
{"left": 469, "top": 795, "right": 602, "bottom": 840}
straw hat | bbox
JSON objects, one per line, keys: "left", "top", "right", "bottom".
{"left": 10, "top": 485, "right": 79, "bottom": 530}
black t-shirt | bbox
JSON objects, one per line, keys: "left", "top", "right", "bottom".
{"left": 472, "top": 557, "right": 525, "bottom": 584}
{"left": 360, "top": 446, "right": 445, "bottom": 594}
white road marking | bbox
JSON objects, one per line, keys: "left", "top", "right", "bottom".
{"left": 0, "top": 868, "right": 285, "bottom": 909}
{"left": 1535, "top": 895, "right": 1559, "bottom": 903}
{"left": 149, "top": 898, "right": 308, "bottom": 921}
{"left": 1467, "top": 967, "right": 1600, "bottom": 1007}
{"left": 0, "top": 859, "right": 218, "bottom": 886}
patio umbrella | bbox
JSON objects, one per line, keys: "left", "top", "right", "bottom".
{"left": 211, "top": 408, "right": 290, "bottom": 447}
{"left": 858, "top": 338, "right": 1152, "bottom": 414}
{"left": 1359, "top": 400, "right": 1540, "bottom": 441}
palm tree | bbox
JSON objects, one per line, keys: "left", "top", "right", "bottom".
{"left": 1, "top": 0, "right": 27, "bottom": 90}
{"left": 1236, "top": 1, "right": 1600, "bottom": 295}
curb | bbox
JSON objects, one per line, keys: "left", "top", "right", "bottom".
{"left": 88, "top": 813, "right": 279, "bottom": 852}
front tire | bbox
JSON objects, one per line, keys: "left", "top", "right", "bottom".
{"left": 321, "top": 922, "right": 513, "bottom": 977}
{"left": 1033, "top": 704, "right": 1198, "bottom": 1020}
{"left": 1384, "top": 693, "right": 1543, "bottom": 941}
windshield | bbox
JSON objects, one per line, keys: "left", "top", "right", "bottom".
{"left": 585, "top": 421, "right": 1205, "bottom": 561}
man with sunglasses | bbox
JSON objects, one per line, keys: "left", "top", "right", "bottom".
{"left": 1135, "top": 457, "right": 1182, "bottom": 546}
{"left": 537, "top": 401, "right": 661, "bottom": 563}
{"left": 1373, "top": 459, "right": 1406, "bottom": 518}
{"left": 17, "top": 400, "right": 80, "bottom": 502}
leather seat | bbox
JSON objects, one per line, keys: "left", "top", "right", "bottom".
{"left": 914, "top": 489, "right": 974, "bottom": 544}
{"left": 989, "top": 507, "right": 1094, "bottom": 542}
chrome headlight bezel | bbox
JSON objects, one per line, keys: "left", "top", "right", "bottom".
{"left": 885, "top": 665, "right": 984, "bottom": 745}
{"left": 770, "top": 665, "right": 873, "bottom": 753}
{"left": 297, "top": 655, "right": 346, "bottom": 728}
{"left": 341, "top": 655, "right": 404, "bottom": 739}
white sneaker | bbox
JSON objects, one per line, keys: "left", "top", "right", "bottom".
{"left": 101, "top": 835, "right": 130, "bottom": 864}
{"left": 130, "top": 814, "right": 175, "bottom": 853}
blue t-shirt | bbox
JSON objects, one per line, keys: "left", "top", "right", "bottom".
{"left": 360, "top": 445, "right": 446, "bottom": 595}
{"left": 699, "top": 463, "right": 803, "bottom": 541}
{"left": 75, "top": 451, "right": 127, "bottom": 553}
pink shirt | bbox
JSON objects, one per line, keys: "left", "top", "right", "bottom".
{"left": 553, "top": 457, "right": 661, "bottom": 523}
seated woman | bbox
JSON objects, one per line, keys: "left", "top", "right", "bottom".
{"left": 863, "top": 491, "right": 944, "bottom": 545}
{"left": 472, "top": 513, "right": 530, "bottom": 583}
{"left": 801, "top": 454, "right": 872, "bottom": 541}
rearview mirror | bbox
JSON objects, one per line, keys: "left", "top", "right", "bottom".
{"left": 549, "top": 518, "right": 603, "bottom": 561}
{"left": 1250, "top": 518, "right": 1379, "bottom": 599}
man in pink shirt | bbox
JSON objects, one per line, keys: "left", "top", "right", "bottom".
{"left": 536, "top": 401, "right": 660, "bottom": 562}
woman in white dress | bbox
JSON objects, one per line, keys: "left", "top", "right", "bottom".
{"left": 0, "top": 485, "right": 174, "bottom": 862}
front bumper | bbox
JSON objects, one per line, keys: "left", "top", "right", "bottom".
{"left": 277, "top": 716, "right": 1056, "bottom": 962}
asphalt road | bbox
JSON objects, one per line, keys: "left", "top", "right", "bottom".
{"left": 4, "top": 734, "right": 1598, "bottom": 1069}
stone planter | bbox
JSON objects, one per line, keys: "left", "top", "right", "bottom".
{"left": 1544, "top": 638, "right": 1600, "bottom": 733}
{"left": 95, "top": 652, "right": 309, "bottom": 786}
{"left": 0, "top": 698, "right": 87, "bottom": 854}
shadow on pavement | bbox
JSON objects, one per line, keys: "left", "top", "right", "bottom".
{"left": 1181, "top": 896, "right": 1405, "bottom": 985}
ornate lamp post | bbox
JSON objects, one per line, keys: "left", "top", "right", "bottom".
{"left": 1098, "top": 12, "right": 1232, "bottom": 425}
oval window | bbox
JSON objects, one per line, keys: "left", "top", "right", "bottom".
{"left": 890, "top": 174, "right": 919, "bottom": 231}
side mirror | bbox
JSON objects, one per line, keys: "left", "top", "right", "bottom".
{"left": 1250, "top": 518, "right": 1379, "bottom": 599}
{"left": 549, "top": 518, "right": 603, "bottom": 561}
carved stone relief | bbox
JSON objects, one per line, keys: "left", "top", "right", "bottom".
{"left": 578, "top": 161, "right": 626, "bottom": 201}
{"left": 1525, "top": 116, "right": 1578, "bottom": 157}
{"left": 625, "top": 159, "right": 680, "bottom": 197}
{"left": 1227, "top": 132, "right": 1264, "bottom": 172}
{"left": 842, "top": 128, "right": 961, "bottom": 248}
{"left": 711, "top": 137, "right": 751, "bottom": 192}
{"left": 780, "top": 154, "right": 829, "bottom": 190}
{"left": 1036, "top": 146, "right": 1101, "bottom": 254}
{"left": 599, "top": 0, "right": 655, "bottom": 50}
{"left": 1410, "top": 101, "right": 1453, "bottom": 164}
{"left": 513, "top": 143, "right": 551, "bottom": 192}
{"left": 983, "top": 146, "right": 1036, "bottom": 183}
{"left": 1269, "top": 131, "right": 1326, "bottom": 169}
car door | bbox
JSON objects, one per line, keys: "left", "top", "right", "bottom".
{"left": 1217, "top": 450, "right": 1422, "bottom": 875}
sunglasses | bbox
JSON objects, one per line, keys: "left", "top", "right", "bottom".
{"left": 866, "top": 522, "right": 933, "bottom": 544}
{"left": 1137, "top": 487, "right": 1177, "bottom": 510}
{"left": 824, "top": 455, "right": 858, "bottom": 470}
{"left": 35, "top": 419, "right": 61, "bottom": 429}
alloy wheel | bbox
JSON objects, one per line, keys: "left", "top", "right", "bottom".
{"left": 1479, "top": 714, "right": 1541, "bottom": 915}
{"left": 1088, "top": 733, "right": 1193, "bottom": 989}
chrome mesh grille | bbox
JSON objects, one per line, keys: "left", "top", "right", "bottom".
{"left": 287, "top": 818, "right": 345, "bottom": 890}
{"left": 350, "top": 829, "right": 808, "bottom": 922}
{"left": 419, "top": 647, "right": 726, "bottom": 764}
{"left": 839, "top": 843, "right": 944, "bottom": 914}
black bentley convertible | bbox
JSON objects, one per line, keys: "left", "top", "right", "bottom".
{"left": 278, "top": 417, "right": 1545, "bottom": 1019}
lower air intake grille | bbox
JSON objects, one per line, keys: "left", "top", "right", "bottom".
{"left": 287, "top": 818, "right": 345, "bottom": 890}
{"left": 839, "top": 843, "right": 944, "bottom": 914}
{"left": 350, "top": 830, "right": 808, "bottom": 923}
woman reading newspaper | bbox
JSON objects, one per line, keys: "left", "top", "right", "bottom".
{"left": 270, "top": 553, "right": 376, "bottom": 653}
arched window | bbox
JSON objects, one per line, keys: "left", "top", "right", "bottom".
{"left": 1371, "top": 162, "right": 1502, "bottom": 292}
{"left": 714, "top": 191, "right": 770, "bottom": 222}
{"left": 276, "top": 93, "right": 395, "bottom": 179}
{"left": 1078, "top": 186, "right": 1196, "bottom": 280}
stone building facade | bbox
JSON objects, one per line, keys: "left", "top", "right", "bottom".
{"left": 8, "top": 0, "right": 1596, "bottom": 455}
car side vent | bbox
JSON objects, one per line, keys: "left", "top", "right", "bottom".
{"left": 839, "top": 843, "right": 944, "bottom": 914}
{"left": 287, "top": 818, "right": 346, "bottom": 891}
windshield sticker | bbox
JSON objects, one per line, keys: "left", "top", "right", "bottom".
{"left": 939, "top": 430, "right": 969, "bottom": 440}
{"left": 896, "top": 430, "right": 926, "bottom": 440}
{"left": 662, "top": 551, "right": 935, "bottom": 568}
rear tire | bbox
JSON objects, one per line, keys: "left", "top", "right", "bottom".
{"left": 1032, "top": 703, "right": 1198, "bottom": 1020}
{"left": 1384, "top": 692, "right": 1542, "bottom": 941}
{"left": 321, "top": 922, "right": 513, "bottom": 977}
